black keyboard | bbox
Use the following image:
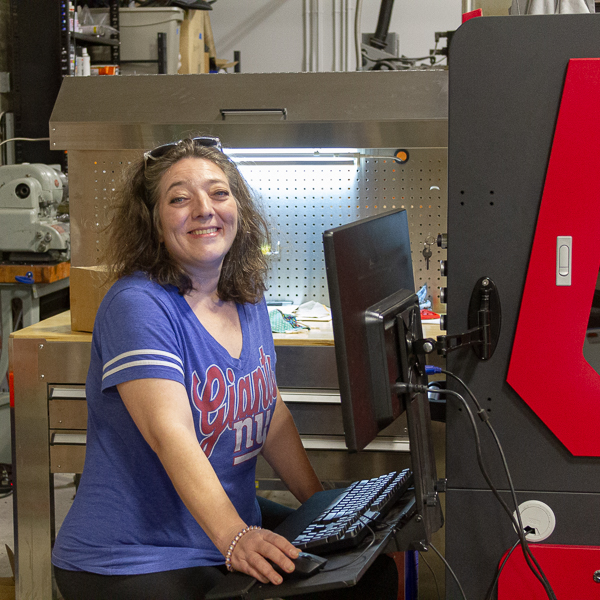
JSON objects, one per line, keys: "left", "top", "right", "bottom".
{"left": 291, "top": 469, "right": 414, "bottom": 554}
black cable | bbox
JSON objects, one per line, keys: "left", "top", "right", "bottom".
{"left": 371, "top": 55, "right": 434, "bottom": 63}
{"left": 398, "top": 376, "right": 469, "bottom": 598}
{"left": 419, "top": 550, "right": 442, "bottom": 600}
{"left": 485, "top": 537, "right": 521, "bottom": 600}
{"left": 444, "top": 388, "right": 554, "bottom": 599}
{"left": 398, "top": 380, "right": 555, "bottom": 599}
{"left": 440, "top": 371, "right": 557, "bottom": 600}
{"left": 320, "top": 524, "right": 377, "bottom": 573}
{"left": 429, "top": 542, "right": 468, "bottom": 600}
{"left": 441, "top": 371, "right": 556, "bottom": 590}
{"left": 440, "top": 388, "right": 549, "bottom": 590}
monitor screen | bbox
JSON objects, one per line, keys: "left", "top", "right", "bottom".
{"left": 323, "top": 208, "right": 442, "bottom": 543}
{"left": 323, "top": 208, "right": 415, "bottom": 451}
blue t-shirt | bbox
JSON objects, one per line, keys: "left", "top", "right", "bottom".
{"left": 52, "top": 274, "right": 278, "bottom": 575}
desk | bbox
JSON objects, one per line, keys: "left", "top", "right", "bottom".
{"left": 10, "top": 311, "right": 442, "bottom": 600}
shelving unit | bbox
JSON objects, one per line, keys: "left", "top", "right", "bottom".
{"left": 61, "top": 1, "right": 120, "bottom": 78}
{"left": 10, "top": 0, "right": 119, "bottom": 167}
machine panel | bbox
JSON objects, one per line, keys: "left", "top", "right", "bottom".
{"left": 445, "top": 14, "right": 600, "bottom": 600}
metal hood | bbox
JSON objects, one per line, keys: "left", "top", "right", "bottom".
{"left": 50, "top": 70, "right": 448, "bottom": 150}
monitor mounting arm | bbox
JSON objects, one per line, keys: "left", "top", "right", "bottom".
{"left": 435, "top": 277, "right": 501, "bottom": 360}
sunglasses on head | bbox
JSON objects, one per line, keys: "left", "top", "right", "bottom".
{"left": 143, "top": 136, "right": 223, "bottom": 167}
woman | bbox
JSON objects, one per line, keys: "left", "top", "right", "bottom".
{"left": 52, "top": 137, "right": 325, "bottom": 599}
{"left": 52, "top": 136, "right": 399, "bottom": 600}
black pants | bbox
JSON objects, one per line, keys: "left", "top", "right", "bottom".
{"left": 54, "top": 497, "right": 398, "bottom": 600}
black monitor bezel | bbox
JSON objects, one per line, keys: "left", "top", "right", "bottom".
{"left": 323, "top": 208, "right": 442, "bottom": 545}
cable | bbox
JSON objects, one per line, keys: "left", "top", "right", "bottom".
{"left": 419, "top": 550, "right": 442, "bottom": 600}
{"left": 0, "top": 111, "right": 7, "bottom": 165}
{"left": 0, "top": 137, "right": 50, "bottom": 147}
{"left": 440, "top": 372, "right": 556, "bottom": 592}
{"left": 372, "top": 55, "right": 434, "bottom": 63}
{"left": 429, "top": 542, "right": 468, "bottom": 600}
{"left": 427, "top": 56, "right": 448, "bottom": 67}
{"left": 354, "top": 0, "right": 363, "bottom": 71}
{"left": 439, "top": 371, "right": 557, "bottom": 600}
{"left": 445, "top": 388, "right": 555, "bottom": 599}
{"left": 485, "top": 537, "right": 521, "bottom": 600}
{"left": 397, "top": 380, "right": 556, "bottom": 599}
{"left": 320, "top": 524, "right": 377, "bottom": 573}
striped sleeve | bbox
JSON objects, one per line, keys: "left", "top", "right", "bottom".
{"left": 102, "top": 349, "right": 184, "bottom": 382}
{"left": 97, "top": 285, "right": 186, "bottom": 391}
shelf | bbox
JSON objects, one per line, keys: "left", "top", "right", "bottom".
{"left": 72, "top": 31, "right": 119, "bottom": 46}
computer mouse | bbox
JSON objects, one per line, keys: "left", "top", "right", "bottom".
{"left": 274, "top": 552, "right": 328, "bottom": 578}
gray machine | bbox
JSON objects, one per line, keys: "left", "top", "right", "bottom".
{"left": 0, "top": 163, "right": 70, "bottom": 261}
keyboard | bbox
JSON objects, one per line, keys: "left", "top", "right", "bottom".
{"left": 291, "top": 469, "right": 414, "bottom": 554}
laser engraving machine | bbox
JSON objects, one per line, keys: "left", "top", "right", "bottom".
{"left": 444, "top": 14, "right": 600, "bottom": 600}
{"left": 0, "top": 163, "right": 70, "bottom": 262}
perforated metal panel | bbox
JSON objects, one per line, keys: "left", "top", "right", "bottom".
{"left": 70, "top": 148, "right": 447, "bottom": 312}
{"left": 239, "top": 148, "right": 447, "bottom": 312}
{"left": 68, "top": 150, "right": 138, "bottom": 267}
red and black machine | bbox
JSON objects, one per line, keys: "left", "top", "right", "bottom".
{"left": 445, "top": 13, "right": 600, "bottom": 600}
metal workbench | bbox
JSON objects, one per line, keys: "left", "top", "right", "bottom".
{"left": 10, "top": 311, "right": 443, "bottom": 599}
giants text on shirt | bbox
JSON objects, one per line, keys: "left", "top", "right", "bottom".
{"left": 192, "top": 346, "right": 277, "bottom": 464}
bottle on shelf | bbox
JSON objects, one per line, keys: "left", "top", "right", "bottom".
{"left": 75, "top": 47, "right": 82, "bottom": 76}
{"left": 81, "top": 48, "right": 90, "bottom": 76}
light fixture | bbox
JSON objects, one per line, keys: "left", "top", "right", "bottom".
{"left": 226, "top": 148, "right": 359, "bottom": 166}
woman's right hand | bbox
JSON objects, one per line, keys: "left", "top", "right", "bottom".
{"left": 227, "top": 527, "right": 300, "bottom": 585}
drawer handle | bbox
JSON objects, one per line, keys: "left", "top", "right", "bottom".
{"left": 220, "top": 108, "right": 287, "bottom": 120}
{"left": 51, "top": 433, "right": 87, "bottom": 446}
{"left": 50, "top": 388, "right": 86, "bottom": 400}
{"left": 300, "top": 435, "right": 409, "bottom": 452}
{"left": 281, "top": 393, "right": 340, "bottom": 404}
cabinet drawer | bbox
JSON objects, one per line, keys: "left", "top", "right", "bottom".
{"left": 49, "top": 400, "right": 88, "bottom": 429}
{"left": 50, "top": 445, "right": 86, "bottom": 473}
{"left": 50, "top": 431, "right": 86, "bottom": 473}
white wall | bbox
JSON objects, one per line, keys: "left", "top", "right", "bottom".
{"left": 211, "top": 0, "right": 462, "bottom": 73}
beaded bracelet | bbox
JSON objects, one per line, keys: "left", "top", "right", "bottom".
{"left": 225, "top": 525, "right": 261, "bottom": 572}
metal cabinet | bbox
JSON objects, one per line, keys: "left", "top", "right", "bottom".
{"left": 10, "top": 312, "right": 427, "bottom": 600}
{"left": 10, "top": 325, "right": 90, "bottom": 600}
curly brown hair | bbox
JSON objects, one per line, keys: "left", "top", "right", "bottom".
{"left": 104, "top": 138, "right": 271, "bottom": 304}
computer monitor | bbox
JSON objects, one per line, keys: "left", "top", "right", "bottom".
{"left": 323, "top": 208, "right": 442, "bottom": 544}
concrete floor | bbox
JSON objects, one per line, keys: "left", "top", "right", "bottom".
{"left": 0, "top": 492, "right": 13, "bottom": 579}
{"left": 0, "top": 473, "right": 76, "bottom": 579}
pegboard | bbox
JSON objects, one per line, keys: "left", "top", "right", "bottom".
{"left": 68, "top": 150, "right": 139, "bottom": 267}
{"left": 69, "top": 148, "right": 447, "bottom": 312}
{"left": 239, "top": 148, "right": 447, "bottom": 312}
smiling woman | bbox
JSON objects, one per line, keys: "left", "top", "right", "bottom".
{"left": 157, "top": 157, "right": 239, "bottom": 281}
{"left": 51, "top": 137, "right": 400, "bottom": 600}
{"left": 104, "top": 138, "right": 270, "bottom": 303}
{"left": 50, "top": 137, "right": 339, "bottom": 600}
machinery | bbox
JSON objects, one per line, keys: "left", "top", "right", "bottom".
{"left": 0, "top": 163, "right": 70, "bottom": 262}
{"left": 445, "top": 15, "right": 600, "bottom": 600}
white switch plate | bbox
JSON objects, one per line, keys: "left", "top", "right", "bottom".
{"left": 556, "top": 236, "right": 572, "bottom": 286}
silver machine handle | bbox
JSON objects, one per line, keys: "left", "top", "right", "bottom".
{"left": 220, "top": 108, "right": 287, "bottom": 120}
